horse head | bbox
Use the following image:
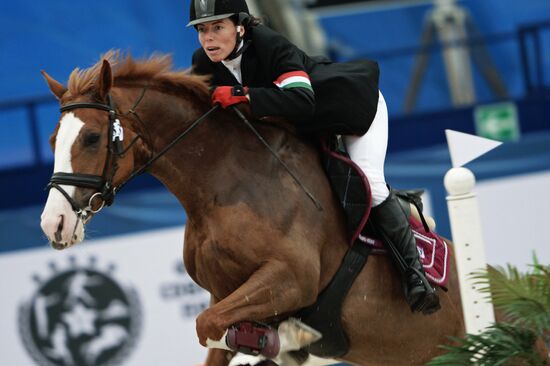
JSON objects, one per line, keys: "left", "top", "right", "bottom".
{"left": 40, "top": 59, "right": 144, "bottom": 249}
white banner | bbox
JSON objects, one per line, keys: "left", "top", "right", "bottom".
{"left": 477, "top": 171, "right": 550, "bottom": 271}
{"left": 0, "top": 227, "right": 210, "bottom": 366}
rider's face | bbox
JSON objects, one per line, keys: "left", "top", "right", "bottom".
{"left": 197, "top": 18, "right": 243, "bottom": 62}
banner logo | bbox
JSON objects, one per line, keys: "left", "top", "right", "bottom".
{"left": 18, "top": 256, "right": 142, "bottom": 366}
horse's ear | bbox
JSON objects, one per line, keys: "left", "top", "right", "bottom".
{"left": 41, "top": 70, "right": 67, "bottom": 100}
{"left": 97, "top": 59, "right": 113, "bottom": 100}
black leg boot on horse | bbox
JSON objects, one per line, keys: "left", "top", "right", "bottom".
{"left": 372, "top": 190, "right": 441, "bottom": 314}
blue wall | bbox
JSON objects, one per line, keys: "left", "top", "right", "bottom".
{"left": 2, "top": 0, "right": 549, "bottom": 104}
{"left": 1, "top": 1, "right": 198, "bottom": 100}
{"left": 0, "top": 0, "right": 201, "bottom": 170}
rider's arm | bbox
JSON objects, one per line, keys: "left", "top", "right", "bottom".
{"left": 246, "top": 26, "right": 316, "bottom": 121}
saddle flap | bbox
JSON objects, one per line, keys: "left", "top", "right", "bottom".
{"left": 321, "top": 138, "right": 372, "bottom": 245}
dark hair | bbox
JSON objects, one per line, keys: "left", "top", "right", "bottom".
{"left": 230, "top": 14, "right": 262, "bottom": 28}
{"left": 246, "top": 15, "right": 262, "bottom": 27}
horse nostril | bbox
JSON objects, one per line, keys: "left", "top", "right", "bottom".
{"left": 55, "top": 215, "right": 65, "bottom": 242}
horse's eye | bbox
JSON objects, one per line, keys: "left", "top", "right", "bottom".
{"left": 84, "top": 133, "right": 101, "bottom": 147}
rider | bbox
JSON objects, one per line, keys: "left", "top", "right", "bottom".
{"left": 188, "top": 0, "right": 440, "bottom": 314}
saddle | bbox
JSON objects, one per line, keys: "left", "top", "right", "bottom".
{"left": 295, "top": 137, "right": 450, "bottom": 358}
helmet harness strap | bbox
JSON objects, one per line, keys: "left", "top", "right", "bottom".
{"left": 225, "top": 12, "right": 251, "bottom": 61}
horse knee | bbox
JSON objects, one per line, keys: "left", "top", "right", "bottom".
{"left": 301, "top": 285, "right": 319, "bottom": 307}
{"left": 196, "top": 308, "right": 227, "bottom": 346}
{"left": 284, "top": 279, "right": 319, "bottom": 309}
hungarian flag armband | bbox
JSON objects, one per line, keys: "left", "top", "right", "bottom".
{"left": 274, "top": 71, "right": 314, "bottom": 94}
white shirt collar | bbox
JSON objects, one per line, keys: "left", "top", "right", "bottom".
{"left": 221, "top": 41, "right": 244, "bottom": 84}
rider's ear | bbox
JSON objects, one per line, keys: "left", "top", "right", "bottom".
{"left": 237, "top": 25, "right": 245, "bottom": 37}
{"left": 97, "top": 59, "right": 113, "bottom": 101}
{"left": 41, "top": 70, "right": 67, "bottom": 100}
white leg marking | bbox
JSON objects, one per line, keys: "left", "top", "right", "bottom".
{"left": 206, "top": 330, "right": 232, "bottom": 351}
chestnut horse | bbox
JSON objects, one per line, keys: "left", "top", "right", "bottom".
{"left": 40, "top": 52, "right": 465, "bottom": 366}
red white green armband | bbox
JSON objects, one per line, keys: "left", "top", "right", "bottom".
{"left": 274, "top": 71, "right": 314, "bottom": 93}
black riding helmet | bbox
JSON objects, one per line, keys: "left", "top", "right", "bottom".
{"left": 188, "top": 0, "right": 252, "bottom": 60}
{"left": 187, "top": 0, "right": 249, "bottom": 27}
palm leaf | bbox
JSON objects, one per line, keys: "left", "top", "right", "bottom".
{"left": 428, "top": 256, "right": 550, "bottom": 365}
{"left": 472, "top": 262, "right": 550, "bottom": 335}
{"left": 426, "top": 323, "right": 548, "bottom": 366}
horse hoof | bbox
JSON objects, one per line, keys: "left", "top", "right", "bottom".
{"left": 278, "top": 318, "right": 322, "bottom": 349}
{"left": 256, "top": 361, "right": 278, "bottom": 366}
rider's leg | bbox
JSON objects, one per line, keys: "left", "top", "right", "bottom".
{"left": 343, "top": 91, "right": 440, "bottom": 314}
{"left": 343, "top": 91, "right": 390, "bottom": 208}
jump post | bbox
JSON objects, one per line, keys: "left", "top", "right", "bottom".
{"left": 443, "top": 129, "right": 502, "bottom": 334}
{"left": 444, "top": 167, "right": 495, "bottom": 334}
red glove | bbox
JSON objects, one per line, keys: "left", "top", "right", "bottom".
{"left": 212, "top": 86, "right": 249, "bottom": 108}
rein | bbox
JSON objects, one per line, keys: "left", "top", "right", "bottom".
{"left": 48, "top": 89, "right": 321, "bottom": 221}
{"left": 115, "top": 104, "right": 220, "bottom": 192}
{"left": 231, "top": 106, "right": 323, "bottom": 211}
{"left": 47, "top": 88, "right": 218, "bottom": 221}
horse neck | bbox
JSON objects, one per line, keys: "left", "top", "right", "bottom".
{"left": 116, "top": 85, "right": 256, "bottom": 217}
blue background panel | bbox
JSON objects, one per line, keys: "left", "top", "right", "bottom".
{"left": 0, "top": 109, "right": 35, "bottom": 168}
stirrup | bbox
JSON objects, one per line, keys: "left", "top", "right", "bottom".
{"left": 405, "top": 267, "right": 441, "bottom": 315}
{"left": 226, "top": 321, "right": 280, "bottom": 358}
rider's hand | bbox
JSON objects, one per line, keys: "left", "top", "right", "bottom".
{"left": 211, "top": 86, "right": 249, "bottom": 108}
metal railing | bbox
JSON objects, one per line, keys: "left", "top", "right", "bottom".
{"left": 518, "top": 20, "right": 550, "bottom": 94}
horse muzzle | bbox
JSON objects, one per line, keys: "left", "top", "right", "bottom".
{"left": 41, "top": 198, "right": 87, "bottom": 249}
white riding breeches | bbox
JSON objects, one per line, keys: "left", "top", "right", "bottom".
{"left": 343, "top": 91, "right": 390, "bottom": 207}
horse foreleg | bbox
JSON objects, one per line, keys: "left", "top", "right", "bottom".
{"left": 196, "top": 260, "right": 319, "bottom": 355}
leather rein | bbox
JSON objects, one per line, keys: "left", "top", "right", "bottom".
{"left": 47, "top": 88, "right": 321, "bottom": 223}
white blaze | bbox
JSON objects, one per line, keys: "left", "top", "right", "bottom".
{"left": 53, "top": 113, "right": 84, "bottom": 191}
{"left": 40, "top": 113, "right": 85, "bottom": 245}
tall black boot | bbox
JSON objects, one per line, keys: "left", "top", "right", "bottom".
{"left": 371, "top": 190, "right": 441, "bottom": 314}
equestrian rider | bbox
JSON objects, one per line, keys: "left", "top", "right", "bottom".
{"left": 188, "top": 0, "right": 440, "bottom": 314}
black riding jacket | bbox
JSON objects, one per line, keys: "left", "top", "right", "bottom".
{"left": 192, "top": 24, "right": 380, "bottom": 135}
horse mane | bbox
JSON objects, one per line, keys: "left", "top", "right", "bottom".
{"left": 67, "top": 50, "right": 210, "bottom": 103}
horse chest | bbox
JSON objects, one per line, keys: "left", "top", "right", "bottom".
{"left": 185, "top": 235, "right": 260, "bottom": 298}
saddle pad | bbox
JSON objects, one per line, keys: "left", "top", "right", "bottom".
{"left": 322, "top": 138, "right": 450, "bottom": 287}
{"left": 357, "top": 217, "right": 450, "bottom": 287}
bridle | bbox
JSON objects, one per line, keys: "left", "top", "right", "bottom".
{"left": 47, "top": 89, "right": 219, "bottom": 223}
{"left": 48, "top": 94, "right": 132, "bottom": 223}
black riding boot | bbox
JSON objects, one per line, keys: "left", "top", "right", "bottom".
{"left": 371, "top": 190, "right": 441, "bottom": 314}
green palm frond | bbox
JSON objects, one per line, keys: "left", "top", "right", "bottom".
{"left": 472, "top": 262, "right": 550, "bottom": 334}
{"left": 428, "top": 256, "right": 550, "bottom": 365}
{"left": 427, "top": 323, "right": 548, "bottom": 366}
